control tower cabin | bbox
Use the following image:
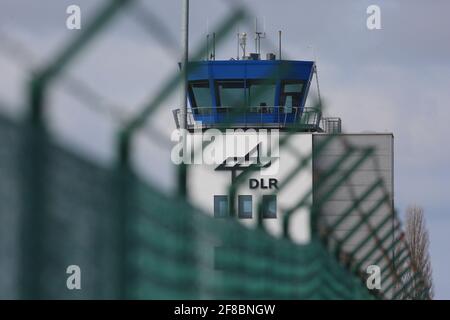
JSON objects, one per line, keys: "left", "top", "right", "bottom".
{"left": 173, "top": 54, "right": 342, "bottom": 133}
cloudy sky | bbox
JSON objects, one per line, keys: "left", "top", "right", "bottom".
{"left": 0, "top": 0, "right": 449, "bottom": 298}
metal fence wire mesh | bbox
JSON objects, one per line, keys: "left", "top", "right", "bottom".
{"left": 0, "top": 114, "right": 374, "bottom": 300}
{"left": 0, "top": 0, "right": 431, "bottom": 299}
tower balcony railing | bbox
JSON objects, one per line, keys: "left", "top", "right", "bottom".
{"left": 320, "top": 117, "right": 342, "bottom": 134}
{"left": 173, "top": 106, "right": 324, "bottom": 131}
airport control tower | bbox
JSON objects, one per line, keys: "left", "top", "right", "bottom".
{"left": 173, "top": 33, "right": 394, "bottom": 276}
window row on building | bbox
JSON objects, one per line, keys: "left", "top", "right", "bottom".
{"left": 189, "top": 79, "right": 305, "bottom": 110}
{"left": 214, "top": 194, "right": 277, "bottom": 219}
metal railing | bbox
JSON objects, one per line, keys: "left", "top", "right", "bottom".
{"left": 173, "top": 106, "right": 323, "bottom": 130}
{"left": 320, "top": 117, "right": 342, "bottom": 133}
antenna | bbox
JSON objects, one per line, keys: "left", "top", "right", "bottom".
{"left": 179, "top": 0, "right": 189, "bottom": 197}
{"left": 278, "top": 30, "right": 282, "bottom": 60}
{"left": 254, "top": 17, "right": 266, "bottom": 55}
{"left": 239, "top": 32, "right": 247, "bottom": 59}
{"left": 206, "top": 18, "right": 209, "bottom": 61}
{"left": 206, "top": 34, "right": 209, "bottom": 61}
{"left": 255, "top": 18, "right": 257, "bottom": 52}
{"left": 212, "top": 32, "right": 216, "bottom": 60}
{"left": 237, "top": 32, "right": 240, "bottom": 60}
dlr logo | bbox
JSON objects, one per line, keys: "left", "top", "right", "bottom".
{"left": 249, "top": 178, "right": 278, "bottom": 190}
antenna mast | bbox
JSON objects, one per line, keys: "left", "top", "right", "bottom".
{"left": 278, "top": 30, "right": 282, "bottom": 60}
{"left": 254, "top": 17, "right": 266, "bottom": 55}
{"left": 206, "top": 19, "right": 209, "bottom": 61}
{"left": 206, "top": 34, "right": 209, "bottom": 61}
{"left": 179, "top": 0, "right": 189, "bottom": 197}
{"left": 212, "top": 32, "right": 216, "bottom": 60}
{"left": 239, "top": 32, "right": 247, "bottom": 59}
{"left": 236, "top": 29, "right": 240, "bottom": 60}
{"left": 180, "top": 0, "right": 189, "bottom": 132}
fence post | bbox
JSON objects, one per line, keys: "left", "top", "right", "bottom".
{"left": 19, "top": 107, "right": 47, "bottom": 299}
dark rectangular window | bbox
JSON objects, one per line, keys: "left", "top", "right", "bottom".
{"left": 189, "top": 81, "right": 211, "bottom": 113}
{"left": 280, "top": 81, "right": 304, "bottom": 113}
{"left": 216, "top": 80, "right": 246, "bottom": 110}
{"left": 238, "top": 195, "right": 253, "bottom": 219}
{"left": 262, "top": 195, "right": 277, "bottom": 219}
{"left": 214, "top": 195, "right": 229, "bottom": 218}
{"left": 247, "top": 80, "right": 276, "bottom": 110}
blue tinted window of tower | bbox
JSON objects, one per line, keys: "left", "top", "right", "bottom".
{"left": 216, "top": 80, "right": 246, "bottom": 109}
{"left": 284, "top": 96, "right": 293, "bottom": 113}
{"left": 281, "top": 81, "right": 304, "bottom": 113}
{"left": 262, "top": 195, "right": 277, "bottom": 219}
{"left": 214, "top": 195, "right": 229, "bottom": 218}
{"left": 284, "top": 83, "right": 303, "bottom": 93}
{"left": 189, "top": 81, "right": 211, "bottom": 113}
{"left": 238, "top": 195, "right": 252, "bottom": 219}
{"left": 247, "top": 80, "right": 276, "bottom": 109}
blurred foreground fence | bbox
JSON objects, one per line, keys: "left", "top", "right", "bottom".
{"left": 0, "top": 0, "right": 431, "bottom": 300}
{"left": 0, "top": 114, "right": 373, "bottom": 299}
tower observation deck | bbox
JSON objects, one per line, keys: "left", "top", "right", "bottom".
{"left": 173, "top": 57, "right": 342, "bottom": 132}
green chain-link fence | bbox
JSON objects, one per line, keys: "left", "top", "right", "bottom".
{"left": 0, "top": 114, "right": 374, "bottom": 299}
{"left": 0, "top": 0, "right": 431, "bottom": 299}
